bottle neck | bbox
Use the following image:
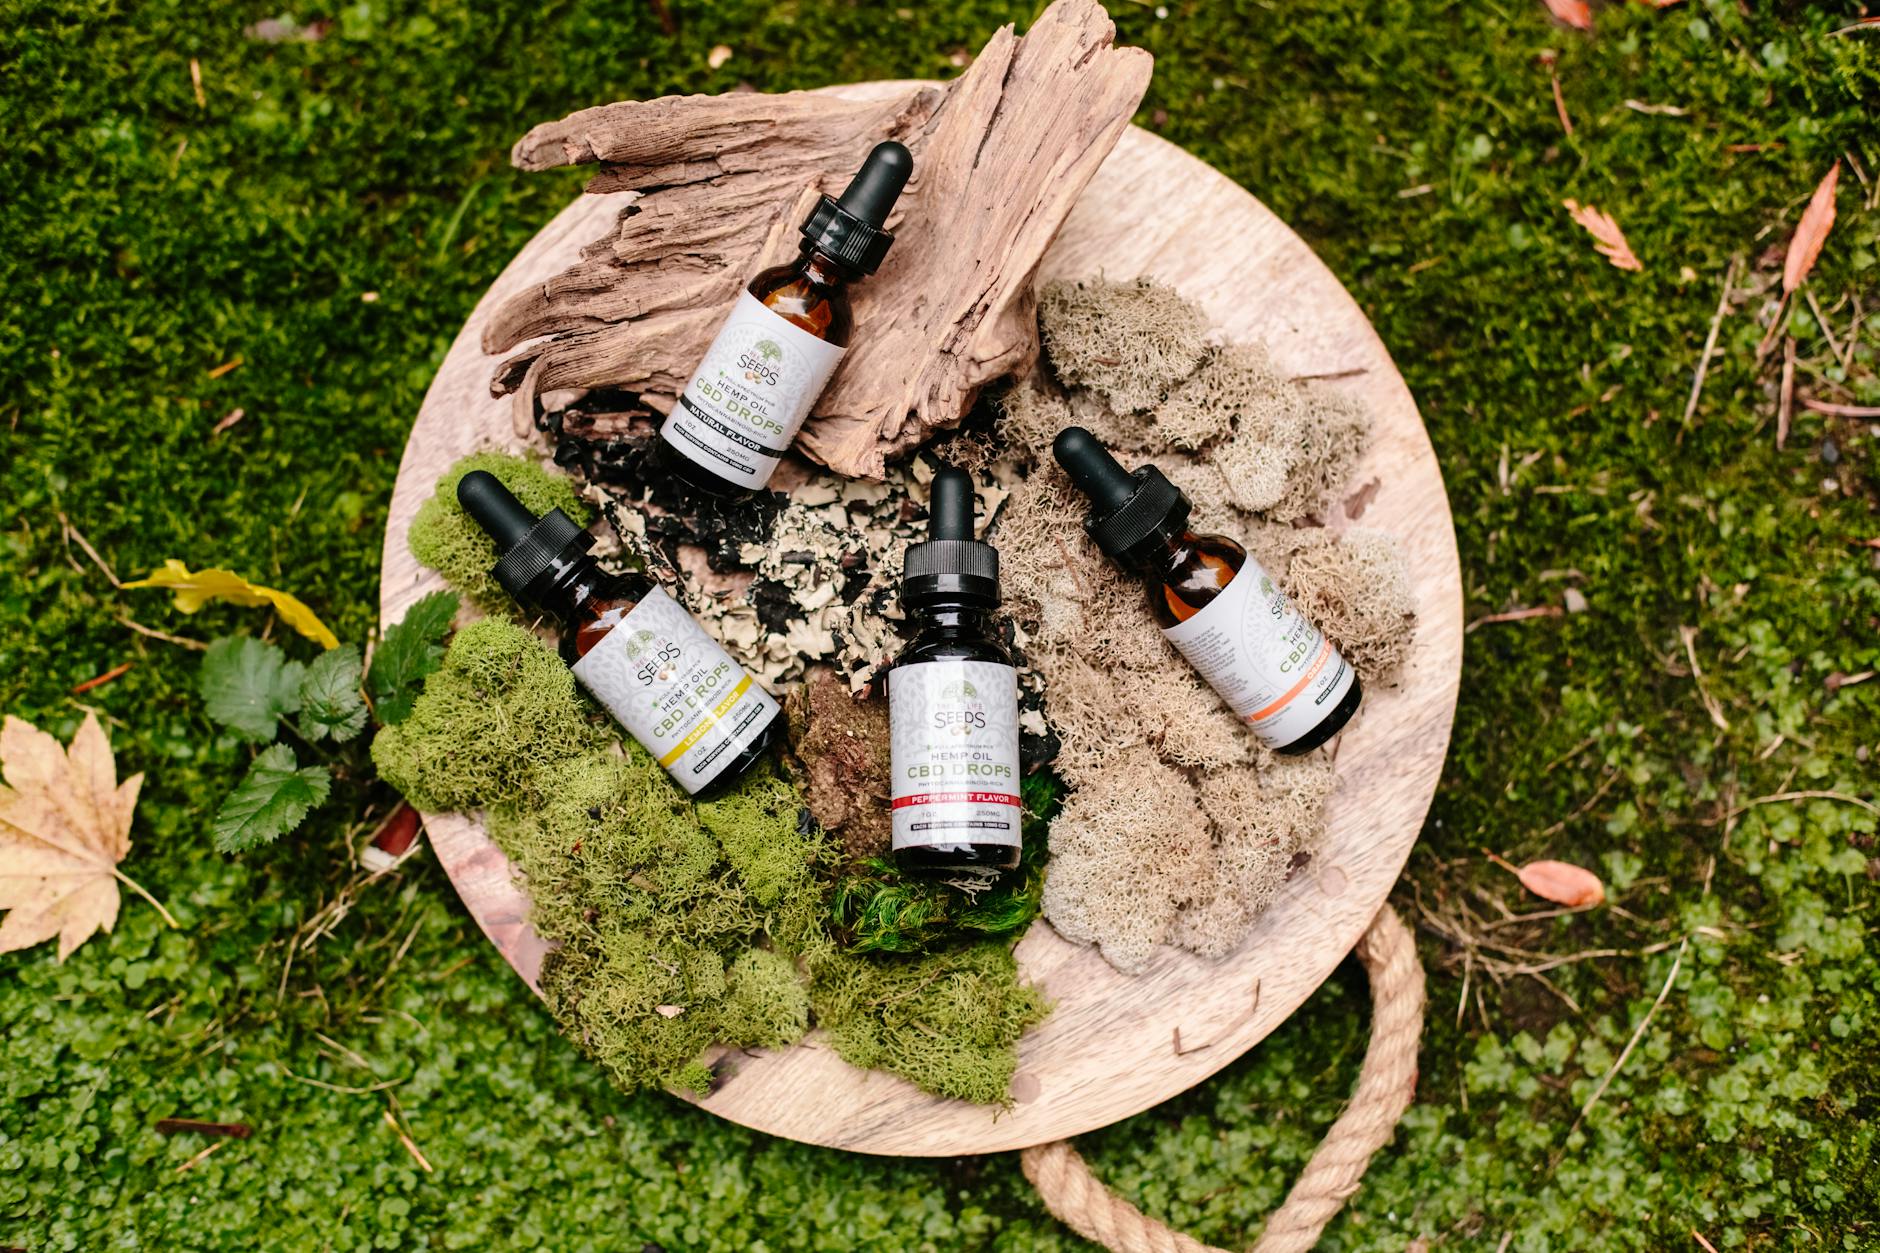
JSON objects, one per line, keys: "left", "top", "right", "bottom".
{"left": 797, "top": 247, "right": 857, "bottom": 288}
{"left": 911, "top": 602, "right": 996, "bottom": 637}
{"left": 1125, "top": 521, "right": 1204, "bottom": 582}
{"left": 529, "top": 551, "right": 647, "bottom": 623}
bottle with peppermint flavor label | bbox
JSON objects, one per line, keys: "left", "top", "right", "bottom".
{"left": 658, "top": 140, "right": 913, "bottom": 496}
{"left": 1053, "top": 427, "right": 1362, "bottom": 754}
{"left": 456, "top": 471, "right": 782, "bottom": 797}
{"left": 887, "top": 465, "right": 1023, "bottom": 876}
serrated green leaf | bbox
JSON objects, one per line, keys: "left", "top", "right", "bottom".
{"left": 298, "top": 645, "right": 367, "bottom": 742}
{"left": 199, "top": 637, "right": 304, "bottom": 742}
{"left": 213, "top": 744, "right": 331, "bottom": 853}
{"left": 368, "top": 590, "right": 459, "bottom": 725}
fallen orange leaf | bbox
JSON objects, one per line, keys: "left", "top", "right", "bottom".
{"left": 1543, "top": 0, "right": 1594, "bottom": 30}
{"left": 1515, "top": 859, "right": 1606, "bottom": 908}
{"left": 1782, "top": 161, "right": 1840, "bottom": 296}
{"left": 1563, "top": 199, "right": 1644, "bottom": 272}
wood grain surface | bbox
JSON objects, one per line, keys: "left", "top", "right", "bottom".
{"left": 378, "top": 86, "right": 1463, "bottom": 1158}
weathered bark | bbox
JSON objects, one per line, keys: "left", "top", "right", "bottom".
{"left": 483, "top": 0, "right": 1151, "bottom": 479}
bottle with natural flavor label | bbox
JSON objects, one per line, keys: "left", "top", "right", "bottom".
{"left": 656, "top": 140, "right": 914, "bottom": 496}
{"left": 887, "top": 465, "right": 1023, "bottom": 877}
{"left": 1053, "top": 427, "right": 1362, "bottom": 754}
{"left": 456, "top": 470, "right": 783, "bottom": 797}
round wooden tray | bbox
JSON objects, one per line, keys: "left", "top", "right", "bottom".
{"left": 379, "top": 92, "right": 1463, "bottom": 1158}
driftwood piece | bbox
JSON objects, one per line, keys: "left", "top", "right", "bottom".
{"left": 482, "top": 0, "right": 1152, "bottom": 479}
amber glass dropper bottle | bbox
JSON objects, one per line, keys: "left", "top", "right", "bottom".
{"left": 1053, "top": 427, "right": 1361, "bottom": 754}
{"left": 657, "top": 140, "right": 914, "bottom": 496}
{"left": 887, "top": 466, "right": 1023, "bottom": 877}
{"left": 457, "top": 470, "right": 782, "bottom": 798}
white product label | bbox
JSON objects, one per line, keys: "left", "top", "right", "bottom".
{"left": 888, "top": 660, "right": 1023, "bottom": 851}
{"left": 1161, "top": 558, "right": 1356, "bottom": 749}
{"left": 570, "top": 588, "right": 780, "bottom": 795}
{"left": 660, "top": 291, "right": 847, "bottom": 490}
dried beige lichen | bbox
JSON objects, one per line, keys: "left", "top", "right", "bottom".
{"left": 1038, "top": 276, "right": 1211, "bottom": 413}
{"left": 1245, "top": 525, "right": 1418, "bottom": 678}
{"left": 1037, "top": 745, "right": 1212, "bottom": 974}
{"left": 1000, "top": 275, "right": 1419, "bottom": 973}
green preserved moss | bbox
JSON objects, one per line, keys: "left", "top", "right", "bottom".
{"left": 406, "top": 451, "right": 593, "bottom": 613}
{"left": 810, "top": 942, "right": 1049, "bottom": 1106}
{"left": 369, "top": 619, "right": 610, "bottom": 812}
{"left": 375, "top": 620, "right": 1044, "bottom": 1101}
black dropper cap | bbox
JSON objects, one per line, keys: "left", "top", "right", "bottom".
{"left": 902, "top": 465, "right": 999, "bottom": 609}
{"left": 1053, "top": 426, "right": 1190, "bottom": 565}
{"left": 800, "top": 141, "right": 913, "bottom": 276}
{"left": 457, "top": 470, "right": 593, "bottom": 599}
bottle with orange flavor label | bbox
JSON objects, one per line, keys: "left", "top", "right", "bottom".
{"left": 1053, "top": 427, "right": 1362, "bottom": 754}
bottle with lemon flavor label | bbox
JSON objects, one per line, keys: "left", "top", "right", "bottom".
{"left": 456, "top": 471, "right": 781, "bottom": 797}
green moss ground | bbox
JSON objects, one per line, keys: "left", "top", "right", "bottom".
{"left": 3, "top": 1, "right": 1876, "bottom": 1248}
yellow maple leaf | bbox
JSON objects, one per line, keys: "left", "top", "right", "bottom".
{"left": 123, "top": 560, "right": 339, "bottom": 650}
{"left": 0, "top": 713, "right": 175, "bottom": 961}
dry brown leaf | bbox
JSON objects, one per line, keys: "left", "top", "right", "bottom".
{"left": 1515, "top": 859, "right": 1606, "bottom": 908}
{"left": 0, "top": 712, "right": 168, "bottom": 960}
{"left": 1543, "top": 0, "right": 1594, "bottom": 29}
{"left": 1563, "top": 199, "right": 1643, "bottom": 272}
{"left": 1782, "top": 162, "right": 1840, "bottom": 296}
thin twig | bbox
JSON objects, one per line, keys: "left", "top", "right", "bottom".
{"left": 1776, "top": 337, "right": 1796, "bottom": 449}
{"left": 71, "top": 662, "right": 133, "bottom": 695}
{"left": 117, "top": 615, "right": 209, "bottom": 651}
{"left": 1681, "top": 258, "right": 1738, "bottom": 426}
{"left": 1550, "top": 73, "right": 1573, "bottom": 136}
{"left": 384, "top": 1108, "right": 434, "bottom": 1172}
{"left": 1679, "top": 626, "right": 1730, "bottom": 732}
{"left": 1466, "top": 605, "right": 1563, "bottom": 632}
{"left": 155, "top": 1118, "right": 251, "bottom": 1138}
{"left": 1755, "top": 290, "right": 1790, "bottom": 361}
{"left": 315, "top": 1032, "right": 372, "bottom": 1071}
{"left": 1526, "top": 968, "right": 1583, "bottom": 1014}
{"left": 1804, "top": 286, "right": 1844, "bottom": 361}
{"left": 1842, "top": 293, "right": 1862, "bottom": 374}
{"left": 1568, "top": 936, "right": 1688, "bottom": 1139}
{"left": 1728, "top": 789, "right": 1880, "bottom": 819}
{"left": 58, "top": 512, "right": 122, "bottom": 586}
{"left": 1532, "top": 766, "right": 1623, "bottom": 842}
{"left": 1692, "top": 1229, "right": 1721, "bottom": 1253}
{"left": 174, "top": 1140, "right": 226, "bottom": 1174}
{"left": 281, "top": 1066, "right": 404, "bottom": 1096}
{"left": 276, "top": 933, "right": 297, "bottom": 1006}
{"left": 1802, "top": 398, "right": 1880, "bottom": 418}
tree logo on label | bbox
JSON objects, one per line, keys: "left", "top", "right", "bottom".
{"left": 739, "top": 337, "right": 784, "bottom": 386}
{"left": 933, "top": 677, "right": 988, "bottom": 735}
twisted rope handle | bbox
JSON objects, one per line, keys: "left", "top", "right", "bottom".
{"left": 1022, "top": 905, "right": 1425, "bottom": 1253}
